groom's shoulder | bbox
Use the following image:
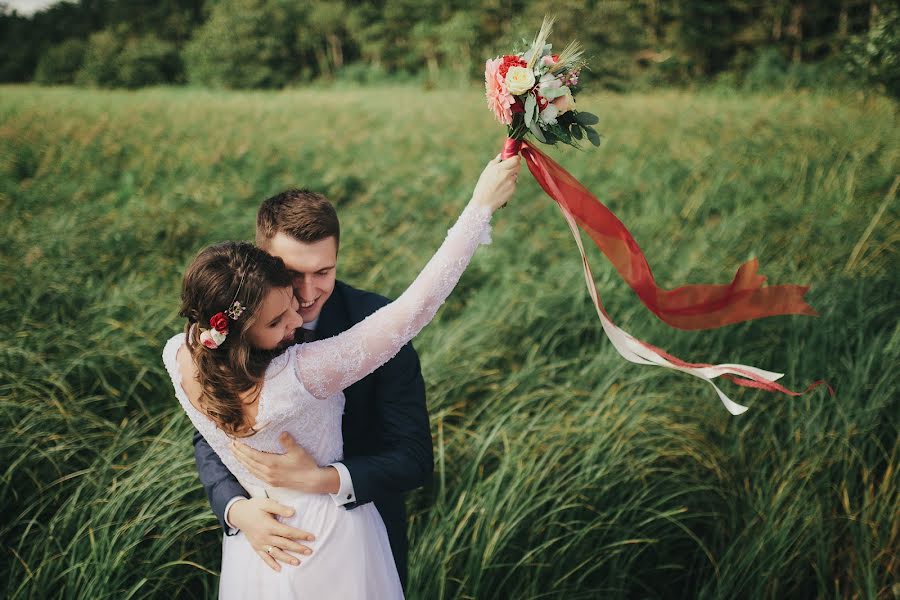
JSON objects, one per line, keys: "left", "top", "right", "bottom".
{"left": 333, "top": 279, "right": 391, "bottom": 320}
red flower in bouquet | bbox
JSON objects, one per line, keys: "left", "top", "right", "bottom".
{"left": 498, "top": 55, "right": 527, "bottom": 78}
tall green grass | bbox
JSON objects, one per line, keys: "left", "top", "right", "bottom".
{"left": 1, "top": 85, "right": 897, "bottom": 598}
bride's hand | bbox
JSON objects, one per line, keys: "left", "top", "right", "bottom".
{"left": 227, "top": 497, "right": 315, "bottom": 572}
{"left": 471, "top": 154, "right": 521, "bottom": 212}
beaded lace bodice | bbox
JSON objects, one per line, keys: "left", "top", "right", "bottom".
{"left": 162, "top": 202, "right": 493, "bottom": 488}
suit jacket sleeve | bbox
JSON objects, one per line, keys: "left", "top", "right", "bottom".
{"left": 193, "top": 428, "right": 248, "bottom": 535}
{"left": 341, "top": 340, "right": 433, "bottom": 507}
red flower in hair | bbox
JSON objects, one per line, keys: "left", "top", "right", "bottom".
{"left": 210, "top": 312, "right": 228, "bottom": 333}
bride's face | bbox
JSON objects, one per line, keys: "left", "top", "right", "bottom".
{"left": 245, "top": 286, "right": 304, "bottom": 350}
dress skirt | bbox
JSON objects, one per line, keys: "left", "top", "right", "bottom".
{"left": 219, "top": 487, "right": 403, "bottom": 599}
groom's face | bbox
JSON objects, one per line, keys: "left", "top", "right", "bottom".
{"left": 264, "top": 232, "right": 337, "bottom": 324}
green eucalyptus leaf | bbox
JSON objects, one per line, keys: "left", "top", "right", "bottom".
{"left": 575, "top": 111, "right": 600, "bottom": 125}
{"left": 524, "top": 94, "right": 537, "bottom": 129}
{"left": 529, "top": 122, "right": 547, "bottom": 143}
{"left": 586, "top": 126, "right": 601, "bottom": 146}
{"left": 541, "top": 86, "right": 568, "bottom": 100}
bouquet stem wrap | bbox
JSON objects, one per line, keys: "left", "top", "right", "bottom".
{"left": 502, "top": 138, "right": 828, "bottom": 413}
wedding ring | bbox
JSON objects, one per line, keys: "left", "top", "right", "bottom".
{"left": 265, "top": 545, "right": 273, "bottom": 555}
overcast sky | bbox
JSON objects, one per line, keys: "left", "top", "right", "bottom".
{"left": 4, "top": 0, "right": 69, "bottom": 16}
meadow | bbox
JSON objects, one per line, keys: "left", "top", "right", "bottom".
{"left": 1, "top": 84, "right": 897, "bottom": 599}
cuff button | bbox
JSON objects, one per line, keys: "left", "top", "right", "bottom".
{"left": 347, "top": 494, "right": 353, "bottom": 500}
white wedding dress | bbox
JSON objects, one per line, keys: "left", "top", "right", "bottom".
{"left": 162, "top": 202, "right": 493, "bottom": 599}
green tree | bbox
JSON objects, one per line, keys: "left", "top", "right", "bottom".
{"left": 345, "top": 4, "right": 386, "bottom": 69}
{"left": 75, "top": 27, "right": 180, "bottom": 88}
{"left": 34, "top": 39, "right": 87, "bottom": 84}
{"left": 98, "top": 0, "right": 205, "bottom": 44}
{"left": 184, "top": 0, "right": 301, "bottom": 88}
{"left": 117, "top": 35, "right": 181, "bottom": 88}
{"left": 304, "top": 0, "right": 347, "bottom": 78}
{"left": 76, "top": 28, "right": 124, "bottom": 87}
{"left": 846, "top": 4, "right": 900, "bottom": 97}
{"left": 438, "top": 12, "right": 479, "bottom": 84}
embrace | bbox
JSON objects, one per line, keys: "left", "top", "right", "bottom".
{"left": 162, "top": 155, "right": 520, "bottom": 598}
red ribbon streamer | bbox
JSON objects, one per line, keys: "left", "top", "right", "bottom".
{"left": 501, "top": 137, "right": 831, "bottom": 405}
{"left": 502, "top": 138, "right": 818, "bottom": 330}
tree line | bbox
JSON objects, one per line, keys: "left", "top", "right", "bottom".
{"left": 1, "top": 0, "right": 897, "bottom": 96}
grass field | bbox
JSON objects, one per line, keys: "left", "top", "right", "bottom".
{"left": 1, "top": 84, "right": 897, "bottom": 599}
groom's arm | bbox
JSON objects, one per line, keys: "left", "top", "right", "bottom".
{"left": 193, "top": 429, "right": 249, "bottom": 535}
{"left": 341, "top": 340, "right": 432, "bottom": 507}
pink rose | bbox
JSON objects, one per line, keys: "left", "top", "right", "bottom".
{"left": 200, "top": 330, "right": 218, "bottom": 348}
{"left": 553, "top": 88, "right": 575, "bottom": 114}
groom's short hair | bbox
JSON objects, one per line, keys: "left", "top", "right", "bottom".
{"left": 256, "top": 189, "right": 340, "bottom": 249}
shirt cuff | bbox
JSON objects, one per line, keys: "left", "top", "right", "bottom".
{"left": 224, "top": 495, "right": 248, "bottom": 534}
{"left": 328, "top": 462, "right": 357, "bottom": 507}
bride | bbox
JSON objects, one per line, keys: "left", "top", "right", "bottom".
{"left": 161, "top": 155, "right": 519, "bottom": 598}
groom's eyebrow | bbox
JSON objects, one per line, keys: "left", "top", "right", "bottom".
{"left": 288, "top": 265, "right": 335, "bottom": 275}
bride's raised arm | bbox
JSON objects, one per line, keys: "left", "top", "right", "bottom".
{"left": 295, "top": 156, "right": 519, "bottom": 400}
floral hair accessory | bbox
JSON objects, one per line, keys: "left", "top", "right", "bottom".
{"left": 226, "top": 301, "right": 246, "bottom": 320}
{"left": 198, "top": 272, "right": 248, "bottom": 350}
{"left": 199, "top": 312, "right": 229, "bottom": 349}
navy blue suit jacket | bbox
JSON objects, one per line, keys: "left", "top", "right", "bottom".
{"left": 192, "top": 280, "right": 433, "bottom": 588}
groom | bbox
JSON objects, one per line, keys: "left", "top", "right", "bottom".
{"left": 192, "top": 189, "right": 432, "bottom": 587}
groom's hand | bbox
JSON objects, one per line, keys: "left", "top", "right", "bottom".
{"left": 227, "top": 497, "right": 315, "bottom": 572}
{"left": 231, "top": 432, "right": 340, "bottom": 494}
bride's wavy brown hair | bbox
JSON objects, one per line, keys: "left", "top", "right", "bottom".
{"left": 179, "top": 242, "right": 293, "bottom": 437}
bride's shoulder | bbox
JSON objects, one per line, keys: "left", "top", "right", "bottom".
{"left": 161, "top": 332, "right": 204, "bottom": 410}
{"left": 162, "top": 332, "right": 187, "bottom": 359}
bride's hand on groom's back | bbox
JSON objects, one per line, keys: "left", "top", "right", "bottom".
{"left": 471, "top": 154, "right": 521, "bottom": 212}
{"left": 227, "top": 497, "right": 315, "bottom": 572}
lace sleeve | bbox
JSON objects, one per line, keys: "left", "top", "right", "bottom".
{"left": 296, "top": 200, "right": 493, "bottom": 399}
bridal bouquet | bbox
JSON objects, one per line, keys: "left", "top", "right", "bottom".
{"left": 485, "top": 18, "right": 600, "bottom": 148}
{"left": 488, "top": 18, "right": 828, "bottom": 414}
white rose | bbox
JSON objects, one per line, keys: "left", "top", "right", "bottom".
{"left": 505, "top": 66, "right": 536, "bottom": 95}
{"left": 539, "top": 104, "right": 559, "bottom": 125}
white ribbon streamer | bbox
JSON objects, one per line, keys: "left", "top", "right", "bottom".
{"left": 558, "top": 205, "right": 787, "bottom": 415}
